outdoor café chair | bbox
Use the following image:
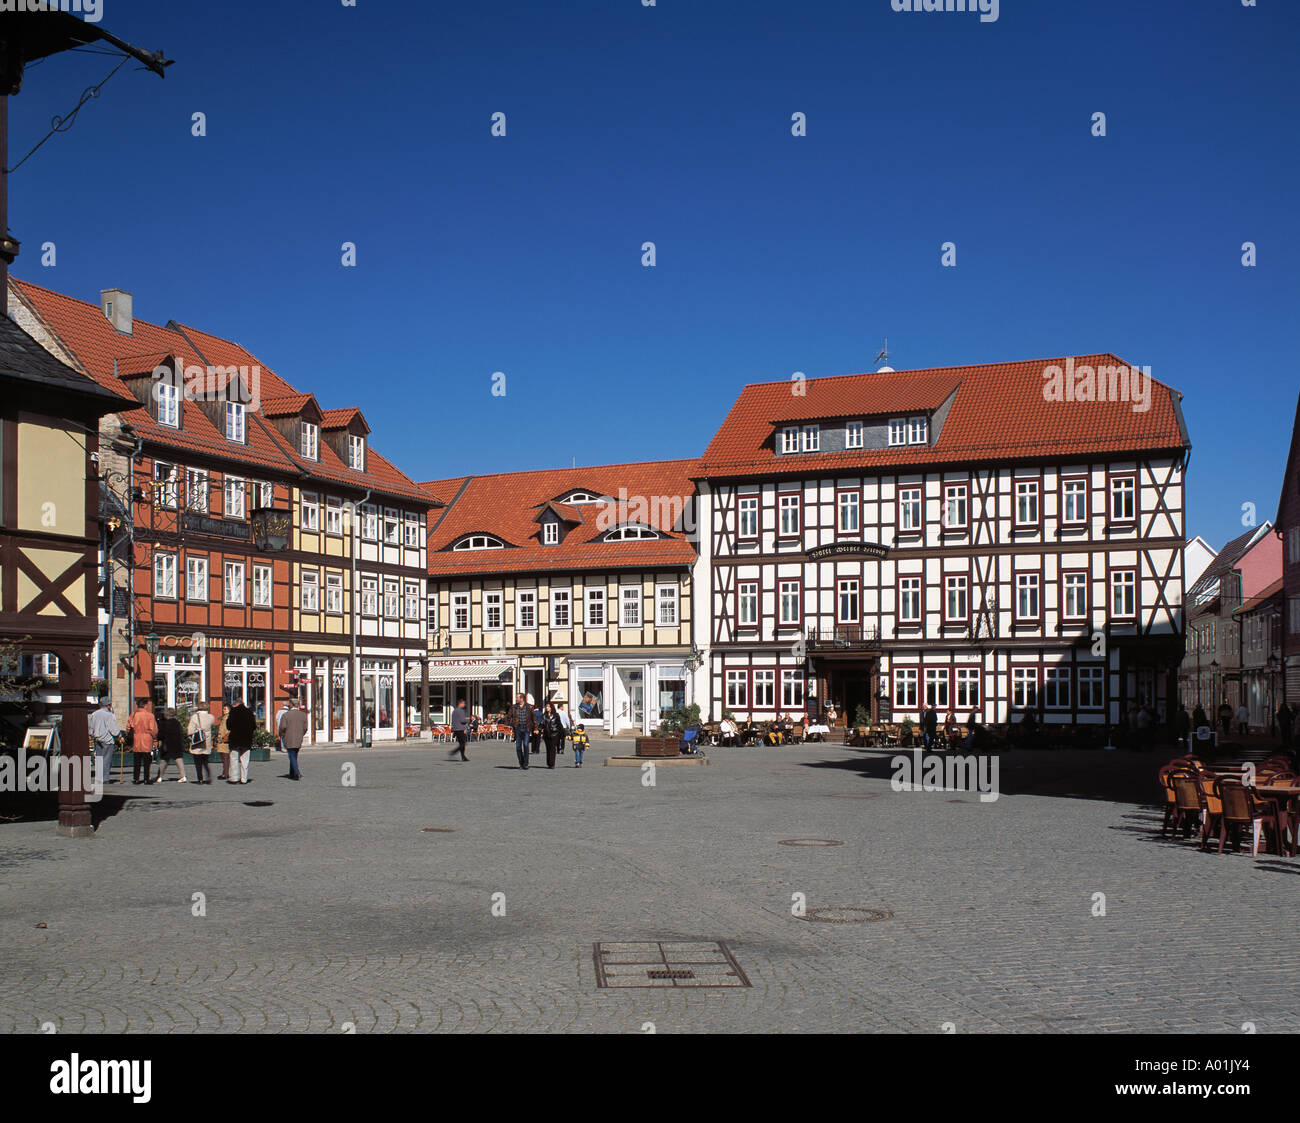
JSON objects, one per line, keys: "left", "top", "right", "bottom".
{"left": 1215, "top": 778, "right": 1280, "bottom": 857}
{"left": 1196, "top": 771, "right": 1224, "bottom": 851}
{"left": 1157, "top": 763, "right": 1182, "bottom": 837}
{"left": 1169, "top": 770, "right": 1204, "bottom": 839}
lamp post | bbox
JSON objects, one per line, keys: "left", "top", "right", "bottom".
{"left": 143, "top": 631, "right": 160, "bottom": 706}
{"left": 1267, "top": 653, "right": 1279, "bottom": 736}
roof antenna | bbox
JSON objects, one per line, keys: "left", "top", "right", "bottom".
{"left": 875, "top": 338, "right": 894, "bottom": 373}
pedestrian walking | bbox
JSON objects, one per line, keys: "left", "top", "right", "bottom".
{"left": 570, "top": 723, "right": 590, "bottom": 767}
{"left": 449, "top": 699, "right": 470, "bottom": 761}
{"left": 154, "top": 707, "right": 188, "bottom": 783}
{"left": 542, "top": 702, "right": 564, "bottom": 769}
{"left": 278, "top": 702, "right": 308, "bottom": 780}
{"left": 187, "top": 702, "right": 215, "bottom": 784}
{"left": 226, "top": 698, "right": 256, "bottom": 784}
{"left": 530, "top": 701, "right": 543, "bottom": 756}
{"left": 88, "top": 698, "right": 122, "bottom": 786}
{"left": 274, "top": 697, "right": 291, "bottom": 755}
{"left": 1217, "top": 700, "right": 1233, "bottom": 736}
{"left": 1278, "top": 701, "right": 1294, "bottom": 749}
{"left": 1192, "top": 703, "right": 1208, "bottom": 732}
{"left": 1236, "top": 703, "right": 1250, "bottom": 737}
{"left": 556, "top": 701, "right": 571, "bottom": 755}
{"left": 922, "top": 703, "right": 938, "bottom": 752}
{"left": 508, "top": 693, "right": 536, "bottom": 769}
{"left": 126, "top": 698, "right": 157, "bottom": 785}
{"left": 215, "top": 709, "right": 231, "bottom": 780}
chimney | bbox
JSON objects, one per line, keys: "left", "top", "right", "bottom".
{"left": 101, "top": 288, "right": 133, "bottom": 335}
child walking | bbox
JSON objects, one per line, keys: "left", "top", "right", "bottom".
{"left": 570, "top": 723, "right": 590, "bottom": 768}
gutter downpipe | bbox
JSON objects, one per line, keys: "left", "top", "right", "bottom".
{"left": 351, "top": 489, "right": 371, "bottom": 746}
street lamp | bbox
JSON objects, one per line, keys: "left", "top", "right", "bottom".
{"left": 1267, "top": 653, "right": 1279, "bottom": 734}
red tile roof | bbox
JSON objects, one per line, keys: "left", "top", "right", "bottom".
{"left": 1233, "top": 577, "right": 1284, "bottom": 617}
{"left": 421, "top": 459, "right": 699, "bottom": 576}
{"left": 321, "top": 407, "right": 368, "bottom": 431}
{"left": 260, "top": 392, "right": 316, "bottom": 417}
{"left": 10, "top": 278, "right": 431, "bottom": 504}
{"left": 698, "top": 354, "right": 1189, "bottom": 478}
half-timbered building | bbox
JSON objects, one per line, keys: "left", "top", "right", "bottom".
{"left": 420, "top": 461, "right": 697, "bottom": 735}
{"left": 1275, "top": 391, "right": 1300, "bottom": 710}
{"left": 8, "top": 278, "right": 434, "bottom": 744}
{"left": 693, "top": 356, "right": 1191, "bottom": 730}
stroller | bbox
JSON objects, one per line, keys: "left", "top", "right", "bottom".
{"left": 679, "top": 723, "right": 706, "bottom": 757}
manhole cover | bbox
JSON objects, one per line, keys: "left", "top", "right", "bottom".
{"left": 593, "top": 941, "right": 751, "bottom": 988}
{"left": 802, "top": 907, "right": 893, "bottom": 924}
{"left": 778, "top": 838, "right": 844, "bottom": 847}
{"left": 420, "top": 827, "right": 456, "bottom": 833}
{"left": 243, "top": 801, "right": 274, "bottom": 807}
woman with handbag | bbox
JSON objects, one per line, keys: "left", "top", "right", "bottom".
{"left": 541, "top": 702, "right": 565, "bottom": 769}
{"left": 187, "top": 702, "right": 216, "bottom": 784}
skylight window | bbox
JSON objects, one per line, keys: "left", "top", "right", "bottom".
{"left": 452, "top": 534, "right": 505, "bottom": 551}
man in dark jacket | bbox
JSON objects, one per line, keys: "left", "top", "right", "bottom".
{"left": 226, "top": 700, "right": 256, "bottom": 784}
{"left": 508, "top": 693, "right": 536, "bottom": 770}
{"left": 449, "top": 699, "right": 469, "bottom": 761}
{"left": 922, "top": 704, "right": 939, "bottom": 752}
{"left": 279, "top": 703, "right": 308, "bottom": 780}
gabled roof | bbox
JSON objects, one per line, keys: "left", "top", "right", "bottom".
{"left": 321, "top": 407, "right": 369, "bottom": 432}
{"left": 1274, "top": 391, "right": 1300, "bottom": 529}
{"left": 10, "top": 278, "right": 432, "bottom": 505}
{"left": 0, "top": 313, "right": 132, "bottom": 411}
{"left": 1187, "top": 523, "right": 1273, "bottom": 604}
{"left": 421, "top": 458, "right": 698, "bottom": 576}
{"left": 261, "top": 392, "right": 317, "bottom": 417}
{"left": 1233, "top": 577, "right": 1284, "bottom": 617}
{"left": 698, "top": 354, "right": 1189, "bottom": 478}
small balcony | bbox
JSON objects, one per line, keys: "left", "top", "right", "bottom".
{"left": 805, "top": 625, "right": 880, "bottom": 651}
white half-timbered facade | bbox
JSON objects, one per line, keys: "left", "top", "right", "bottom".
{"left": 693, "top": 355, "right": 1191, "bottom": 730}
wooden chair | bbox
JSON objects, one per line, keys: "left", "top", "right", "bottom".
{"left": 1157, "top": 763, "right": 1181, "bottom": 837}
{"left": 1169, "top": 770, "right": 1204, "bottom": 839}
{"left": 1196, "top": 771, "right": 1224, "bottom": 850}
{"left": 1215, "top": 778, "right": 1280, "bottom": 856}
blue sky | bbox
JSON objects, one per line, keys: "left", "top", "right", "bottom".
{"left": 8, "top": 0, "right": 1298, "bottom": 549}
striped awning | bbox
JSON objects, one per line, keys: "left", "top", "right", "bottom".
{"left": 403, "top": 661, "right": 515, "bottom": 684}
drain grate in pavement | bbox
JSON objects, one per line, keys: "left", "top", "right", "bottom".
{"left": 801, "top": 907, "right": 893, "bottom": 924}
{"left": 420, "top": 827, "right": 456, "bottom": 833}
{"left": 593, "top": 941, "right": 751, "bottom": 988}
{"left": 778, "top": 838, "right": 844, "bottom": 847}
{"left": 242, "top": 801, "right": 274, "bottom": 807}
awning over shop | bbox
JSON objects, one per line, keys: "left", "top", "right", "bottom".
{"left": 403, "top": 661, "right": 515, "bottom": 684}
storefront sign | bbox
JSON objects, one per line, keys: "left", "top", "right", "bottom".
{"left": 182, "top": 512, "right": 251, "bottom": 540}
{"left": 807, "top": 541, "right": 889, "bottom": 561}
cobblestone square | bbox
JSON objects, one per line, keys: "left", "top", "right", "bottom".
{"left": 1, "top": 739, "right": 1296, "bottom": 1034}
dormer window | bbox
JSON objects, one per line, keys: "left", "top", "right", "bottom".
{"left": 558, "top": 491, "right": 601, "bottom": 504}
{"left": 846, "top": 421, "right": 863, "bottom": 449}
{"left": 888, "top": 416, "right": 929, "bottom": 446}
{"left": 801, "top": 425, "right": 819, "bottom": 452}
{"left": 542, "top": 521, "right": 559, "bottom": 545}
{"left": 603, "top": 524, "right": 660, "bottom": 541}
{"left": 780, "top": 427, "right": 798, "bottom": 454}
{"left": 348, "top": 434, "right": 365, "bottom": 470}
{"left": 225, "top": 402, "right": 246, "bottom": 442}
{"left": 157, "top": 381, "right": 179, "bottom": 428}
{"left": 301, "top": 421, "right": 319, "bottom": 460}
{"left": 452, "top": 534, "right": 505, "bottom": 551}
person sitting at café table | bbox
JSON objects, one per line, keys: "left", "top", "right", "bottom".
{"left": 944, "top": 709, "right": 959, "bottom": 748}
{"left": 718, "top": 716, "right": 738, "bottom": 746}
{"left": 768, "top": 714, "right": 788, "bottom": 745}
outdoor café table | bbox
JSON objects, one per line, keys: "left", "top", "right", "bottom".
{"left": 1247, "top": 784, "right": 1300, "bottom": 857}
{"left": 806, "top": 723, "right": 830, "bottom": 742}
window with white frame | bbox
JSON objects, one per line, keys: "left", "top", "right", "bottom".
{"left": 327, "top": 572, "right": 343, "bottom": 614}
{"left": 1062, "top": 572, "right": 1088, "bottom": 620}
{"left": 224, "top": 560, "right": 245, "bottom": 605}
{"left": 1011, "top": 667, "right": 1038, "bottom": 709}
{"left": 1015, "top": 479, "right": 1040, "bottom": 525}
{"left": 1077, "top": 665, "right": 1104, "bottom": 708}
{"left": 955, "top": 667, "right": 980, "bottom": 710}
{"left": 361, "top": 576, "right": 378, "bottom": 617}
{"left": 451, "top": 591, "right": 469, "bottom": 631}
{"left": 837, "top": 490, "right": 860, "bottom": 533}
{"left": 944, "top": 574, "right": 968, "bottom": 622}
{"left": 404, "top": 515, "right": 422, "bottom": 548}
{"left": 348, "top": 434, "right": 365, "bottom": 470}
{"left": 925, "top": 668, "right": 949, "bottom": 709}
{"left": 252, "top": 564, "right": 271, "bottom": 607}
{"left": 778, "top": 494, "right": 800, "bottom": 537}
{"left": 154, "top": 462, "right": 178, "bottom": 508}
{"left": 404, "top": 581, "right": 420, "bottom": 620}
{"left": 621, "top": 586, "right": 641, "bottom": 627}
{"left": 186, "top": 556, "right": 207, "bottom": 602}
{"left": 780, "top": 427, "right": 799, "bottom": 454}
{"left": 552, "top": 588, "right": 571, "bottom": 629}
{"left": 384, "top": 580, "right": 402, "bottom": 619}
{"left": 301, "top": 569, "right": 319, "bottom": 613}
{"left": 837, "top": 579, "right": 860, "bottom": 623}
{"left": 301, "top": 492, "right": 319, "bottom": 531}
{"left": 516, "top": 589, "right": 537, "bottom": 630}
{"left": 361, "top": 503, "right": 378, "bottom": 541}
{"left": 157, "top": 381, "right": 179, "bottom": 427}
{"left": 907, "top": 416, "right": 928, "bottom": 444}
{"left": 943, "top": 483, "right": 967, "bottom": 530}
{"left": 254, "top": 481, "right": 274, "bottom": 509}
{"left": 383, "top": 508, "right": 399, "bottom": 545}
{"left": 752, "top": 669, "right": 775, "bottom": 709}
{"left": 781, "top": 669, "right": 804, "bottom": 709}
{"left": 224, "top": 476, "right": 245, "bottom": 519}
{"left": 898, "top": 575, "right": 922, "bottom": 623}
{"left": 894, "top": 667, "right": 918, "bottom": 709}
{"left": 300, "top": 421, "right": 319, "bottom": 460}
{"left": 1109, "top": 476, "right": 1136, "bottom": 522}
{"left": 778, "top": 580, "right": 801, "bottom": 626}
{"left": 1015, "top": 572, "right": 1040, "bottom": 620}
{"left": 1111, "top": 569, "right": 1137, "bottom": 618}
{"left": 452, "top": 534, "right": 504, "bottom": 550}
{"left": 225, "top": 402, "right": 246, "bottom": 443}
{"left": 726, "top": 670, "right": 748, "bottom": 709}
{"left": 1043, "top": 666, "right": 1071, "bottom": 708}
{"left": 738, "top": 582, "right": 758, "bottom": 628}
{"left": 898, "top": 486, "right": 922, "bottom": 531}
{"left": 604, "top": 525, "right": 660, "bottom": 541}
{"left": 1062, "top": 478, "right": 1088, "bottom": 523}
{"left": 656, "top": 585, "right": 678, "bottom": 627}
{"left": 326, "top": 498, "right": 343, "bottom": 535}
{"left": 845, "top": 420, "right": 863, "bottom": 449}
{"left": 426, "top": 591, "right": 438, "bottom": 630}
{"left": 586, "top": 587, "right": 605, "bottom": 627}
{"left": 187, "top": 468, "right": 208, "bottom": 512}
{"left": 888, "top": 419, "right": 907, "bottom": 446}
{"left": 738, "top": 495, "right": 758, "bottom": 538}
{"left": 542, "top": 520, "right": 559, "bottom": 545}
{"left": 801, "top": 425, "right": 819, "bottom": 452}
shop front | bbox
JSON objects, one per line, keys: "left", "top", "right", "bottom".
{"left": 222, "top": 654, "right": 271, "bottom": 731}
{"left": 151, "top": 650, "right": 204, "bottom": 714}
{"left": 404, "top": 657, "right": 517, "bottom": 723}
{"left": 359, "top": 657, "right": 399, "bottom": 741}
{"left": 569, "top": 659, "right": 689, "bottom": 735}
{"left": 293, "top": 654, "right": 351, "bottom": 743}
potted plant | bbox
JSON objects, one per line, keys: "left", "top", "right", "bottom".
{"left": 899, "top": 716, "right": 915, "bottom": 747}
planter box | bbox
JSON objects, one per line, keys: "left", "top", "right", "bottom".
{"left": 635, "top": 737, "right": 681, "bottom": 758}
